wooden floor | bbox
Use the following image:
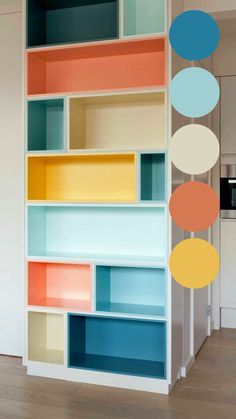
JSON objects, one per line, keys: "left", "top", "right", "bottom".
{"left": 0, "top": 329, "right": 236, "bottom": 419}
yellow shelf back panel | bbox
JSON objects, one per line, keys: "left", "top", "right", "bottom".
{"left": 27, "top": 154, "right": 137, "bottom": 203}
{"left": 28, "top": 312, "right": 64, "bottom": 365}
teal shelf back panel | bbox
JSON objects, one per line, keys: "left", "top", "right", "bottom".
{"left": 28, "top": 99, "right": 65, "bottom": 151}
{"left": 68, "top": 314, "right": 166, "bottom": 378}
{"left": 27, "top": 206, "right": 167, "bottom": 262}
{"left": 141, "top": 153, "right": 166, "bottom": 201}
{"left": 96, "top": 266, "right": 166, "bottom": 317}
{"left": 27, "top": 0, "right": 118, "bottom": 47}
{"left": 123, "top": 0, "right": 165, "bottom": 36}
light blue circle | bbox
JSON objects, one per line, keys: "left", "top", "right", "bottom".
{"left": 170, "top": 67, "right": 220, "bottom": 118}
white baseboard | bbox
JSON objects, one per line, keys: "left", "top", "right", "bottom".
{"left": 180, "top": 356, "right": 194, "bottom": 378}
{"left": 221, "top": 308, "right": 236, "bottom": 328}
{"left": 27, "top": 362, "right": 171, "bottom": 394}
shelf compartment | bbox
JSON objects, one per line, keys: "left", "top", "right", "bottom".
{"left": 27, "top": 37, "right": 166, "bottom": 95}
{"left": 28, "top": 312, "right": 64, "bottom": 364}
{"left": 68, "top": 315, "right": 166, "bottom": 378}
{"left": 141, "top": 153, "right": 166, "bottom": 201}
{"left": 69, "top": 92, "right": 166, "bottom": 150}
{"left": 28, "top": 262, "right": 92, "bottom": 310}
{"left": 27, "top": 206, "right": 167, "bottom": 262}
{"left": 27, "top": 154, "right": 136, "bottom": 203}
{"left": 27, "top": 98, "right": 65, "bottom": 152}
{"left": 123, "top": 0, "right": 166, "bottom": 37}
{"left": 27, "top": 0, "right": 118, "bottom": 48}
{"left": 96, "top": 266, "right": 166, "bottom": 317}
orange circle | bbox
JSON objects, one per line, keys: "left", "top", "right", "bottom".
{"left": 169, "top": 181, "right": 219, "bottom": 232}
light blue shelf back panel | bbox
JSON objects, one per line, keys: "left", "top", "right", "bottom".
{"left": 28, "top": 99, "right": 64, "bottom": 151}
{"left": 27, "top": 0, "right": 118, "bottom": 47}
{"left": 141, "top": 153, "right": 166, "bottom": 201}
{"left": 68, "top": 315, "right": 166, "bottom": 378}
{"left": 96, "top": 266, "right": 166, "bottom": 316}
{"left": 28, "top": 206, "right": 167, "bottom": 261}
{"left": 123, "top": 0, "right": 165, "bottom": 36}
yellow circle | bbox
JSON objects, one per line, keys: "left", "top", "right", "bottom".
{"left": 169, "top": 238, "right": 219, "bottom": 289}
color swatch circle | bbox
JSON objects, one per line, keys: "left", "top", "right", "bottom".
{"left": 169, "top": 181, "right": 219, "bottom": 232}
{"left": 169, "top": 238, "right": 219, "bottom": 289}
{"left": 170, "top": 68, "right": 220, "bottom": 118}
{"left": 169, "top": 10, "right": 220, "bottom": 61}
{"left": 170, "top": 124, "right": 219, "bottom": 175}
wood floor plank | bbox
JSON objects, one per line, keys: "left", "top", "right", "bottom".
{"left": 0, "top": 329, "right": 235, "bottom": 419}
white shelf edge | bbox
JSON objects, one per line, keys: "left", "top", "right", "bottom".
{"left": 26, "top": 306, "right": 167, "bottom": 322}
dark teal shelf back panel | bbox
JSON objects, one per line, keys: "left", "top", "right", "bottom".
{"left": 68, "top": 315, "right": 166, "bottom": 378}
{"left": 96, "top": 266, "right": 166, "bottom": 317}
{"left": 27, "top": 0, "right": 118, "bottom": 47}
{"left": 141, "top": 153, "right": 166, "bottom": 201}
{"left": 28, "top": 99, "right": 64, "bottom": 151}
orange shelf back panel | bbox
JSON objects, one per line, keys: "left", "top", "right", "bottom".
{"left": 27, "top": 154, "right": 137, "bottom": 203}
{"left": 28, "top": 262, "right": 92, "bottom": 311}
{"left": 27, "top": 37, "right": 167, "bottom": 95}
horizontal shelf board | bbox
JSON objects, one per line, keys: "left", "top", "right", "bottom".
{"left": 28, "top": 312, "right": 65, "bottom": 365}
{"left": 27, "top": 37, "right": 167, "bottom": 95}
{"left": 69, "top": 92, "right": 166, "bottom": 151}
{"left": 28, "top": 297, "right": 91, "bottom": 311}
{"left": 26, "top": 202, "right": 167, "bottom": 208}
{"left": 69, "top": 353, "right": 165, "bottom": 379}
{"left": 26, "top": 253, "right": 167, "bottom": 268}
{"left": 27, "top": 154, "right": 137, "bottom": 202}
{"left": 27, "top": 0, "right": 119, "bottom": 48}
{"left": 123, "top": 0, "right": 166, "bottom": 37}
{"left": 96, "top": 302, "right": 165, "bottom": 317}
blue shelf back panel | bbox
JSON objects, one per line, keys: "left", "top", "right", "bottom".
{"left": 141, "top": 153, "right": 166, "bottom": 201}
{"left": 27, "top": 0, "right": 118, "bottom": 47}
{"left": 27, "top": 206, "right": 167, "bottom": 261}
{"left": 28, "top": 99, "right": 64, "bottom": 151}
{"left": 96, "top": 266, "right": 166, "bottom": 316}
{"left": 68, "top": 314, "right": 166, "bottom": 378}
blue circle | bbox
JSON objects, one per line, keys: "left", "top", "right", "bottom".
{"left": 170, "top": 67, "right": 220, "bottom": 118}
{"left": 169, "top": 10, "right": 220, "bottom": 61}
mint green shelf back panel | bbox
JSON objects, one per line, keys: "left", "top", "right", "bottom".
{"left": 28, "top": 206, "right": 167, "bottom": 261}
{"left": 124, "top": 0, "right": 165, "bottom": 36}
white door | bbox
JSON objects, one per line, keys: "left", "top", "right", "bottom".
{"left": 0, "top": 10, "right": 24, "bottom": 356}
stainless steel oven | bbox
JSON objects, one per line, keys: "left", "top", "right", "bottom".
{"left": 221, "top": 164, "right": 236, "bottom": 218}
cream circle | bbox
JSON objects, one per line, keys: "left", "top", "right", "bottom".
{"left": 170, "top": 124, "right": 220, "bottom": 175}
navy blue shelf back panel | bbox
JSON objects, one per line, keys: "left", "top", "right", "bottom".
{"left": 96, "top": 266, "right": 166, "bottom": 317}
{"left": 141, "top": 153, "right": 166, "bottom": 201}
{"left": 28, "top": 99, "right": 64, "bottom": 151}
{"left": 68, "top": 315, "right": 166, "bottom": 378}
{"left": 27, "top": 0, "right": 118, "bottom": 47}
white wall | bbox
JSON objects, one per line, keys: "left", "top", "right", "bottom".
{"left": 185, "top": 0, "right": 236, "bottom": 14}
{"left": 0, "top": 1, "right": 23, "bottom": 356}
